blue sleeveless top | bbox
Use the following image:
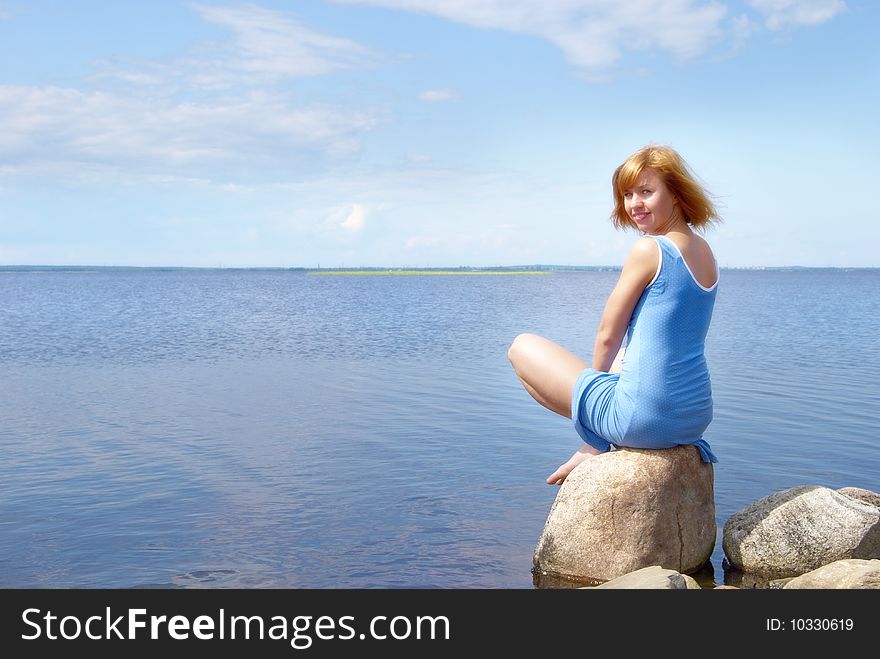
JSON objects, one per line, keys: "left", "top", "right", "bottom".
{"left": 571, "top": 234, "right": 718, "bottom": 462}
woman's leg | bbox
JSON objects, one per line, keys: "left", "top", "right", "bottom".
{"left": 507, "top": 333, "right": 587, "bottom": 418}
{"left": 507, "top": 333, "right": 602, "bottom": 484}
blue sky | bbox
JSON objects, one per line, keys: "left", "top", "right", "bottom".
{"left": 0, "top": 0, "right": 875, "bottom": 267}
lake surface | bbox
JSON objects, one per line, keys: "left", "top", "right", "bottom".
{"left": 1, "top": 268, "right": 877, "bottom": 587}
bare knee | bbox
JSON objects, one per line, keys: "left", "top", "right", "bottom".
{"left": 507, "top": 332, "right": 579, "bottom": 418}
{"left": 508, "top": 333, "right": 539, "bottom": 369}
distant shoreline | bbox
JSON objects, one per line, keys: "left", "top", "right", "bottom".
{"left": 0, "top": 265, "right": 877, "bottom": 273}
{"left": 309, "top": 270, "right": 551, "bottom": 276}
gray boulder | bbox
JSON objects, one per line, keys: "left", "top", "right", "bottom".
{"left": 533, "top": 445, "right": 715, "bottom": 584}
{"left": 592, "top": 565, "right": 701, "bottom": 589}
{"left": 722, "top": 485, "right": 880, "bottom": 579}
{"left": 783, "top": 559, "right": 880, "bottom": 589}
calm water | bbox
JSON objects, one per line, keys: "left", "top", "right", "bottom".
{"left": 1, "top": 268, "right": 878, "bottom": 588}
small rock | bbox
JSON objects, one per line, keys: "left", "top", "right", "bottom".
{"left": 768, "top": 577, "right": 793, "bottom": 589}
{"left": 722, "top": 485, "right": 880, "bottom": 579}
{"left": 590, "top": 565, "right": 701, "bottom": 589}
{"left": 783, "top": 559, "right": 880, "bottom": 589}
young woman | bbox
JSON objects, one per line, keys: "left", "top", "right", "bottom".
{"left": 508, "top": 145, "right": 721, "bottom": 484}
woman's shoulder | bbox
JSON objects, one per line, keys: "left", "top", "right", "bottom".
{"left": 627, "top": 235, "right": 662, "bottom": 262}
{"left": 621, "top": 236, "right": 661, "bottom": 285}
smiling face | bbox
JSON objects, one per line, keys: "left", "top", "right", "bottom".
{"left": 622, "top": 167, "right": 678, "bottom": 234}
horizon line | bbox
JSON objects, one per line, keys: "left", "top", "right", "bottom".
{"left": 1, "top": 264, "right": 878, "bottom": 271}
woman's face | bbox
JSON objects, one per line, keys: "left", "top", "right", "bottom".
{"left": 622, "top": 168, "right": 678, "bottom": 234}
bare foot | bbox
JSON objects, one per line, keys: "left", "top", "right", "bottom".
{"left": 546, "top": 444, "right": 601, "bottom": 485}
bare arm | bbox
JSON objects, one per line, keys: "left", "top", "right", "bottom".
{"left": 592, "top": 237, "right": 659, "bottom": 372}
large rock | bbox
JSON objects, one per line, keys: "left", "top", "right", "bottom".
{"left": 533, "top": 445, "right": 715, "bottom": 585}
{"left": 591, "top": 565, "right": 701, "bottom": 589}
{"left": 722, "top": 485, "right": 880, "bottom": 579}
{"left": 782, "top": 559, "right": 880, "bottom": 589}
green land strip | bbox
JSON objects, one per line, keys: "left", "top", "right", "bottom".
{"left": 308, "top": 270, "right": 551, "bottom": 276}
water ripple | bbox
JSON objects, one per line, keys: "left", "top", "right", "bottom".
{"left": 1, "top": 269, "right": 877, "bottom": 587}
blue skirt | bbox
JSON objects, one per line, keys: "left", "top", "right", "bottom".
{"left": 571, "top": 367, "right": 717, "bottom": 463}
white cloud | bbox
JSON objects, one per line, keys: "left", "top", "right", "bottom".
{"left": 264, "top": 164, "right": 618, "bottom": 266}
{"left": 335, "top": 0, "right": 848, "bottom": 76}
{"left": 0, "top": 85, "right": 378, "bottom": 179}
{"left": 419, "top": 88, "right": 457, "bottom": 102}
{"left": 92, "top": 5, "right": 381, "bottom": 91}
{"left": 747, "top": 0, "right": 847, "bottom": 30}
{"left": 188, "top": 3, "right": 381, "bottom": 85}
{"left": 334, "top": 0, "right": 730, "bottom": 76}
{"left": 341, "top": 203, "right": 367, "bottom": 231}
{"left": 729, "top": 13, "right": 762, "bottom": 48}
{"left": 0, "top": 5, "right": 385, "bottom": 181}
